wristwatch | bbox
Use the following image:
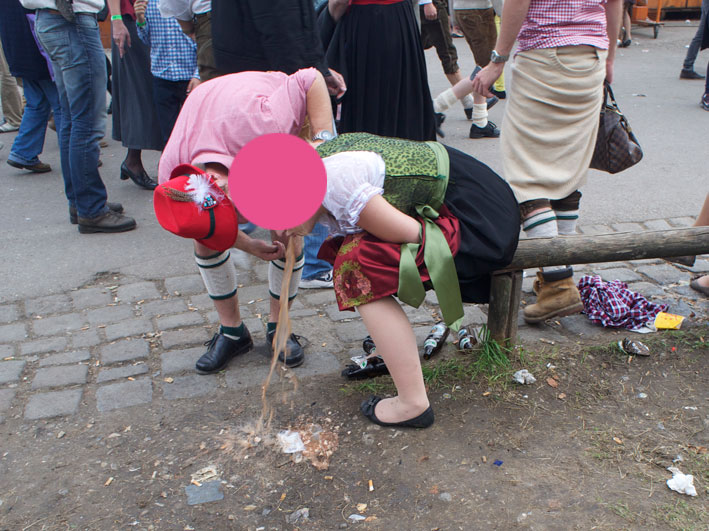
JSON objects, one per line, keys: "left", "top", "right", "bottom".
{"left": 312, "top": 130, "right": 335, "bottom": 143}
{"left": 490, "top": 50, "right": 509, "bottom": 64}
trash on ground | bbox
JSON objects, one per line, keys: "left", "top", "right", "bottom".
{"left": 368, "top": 479, "right": 374, "bottom": 492}
{"left": 637, "top": 392, "right": 648, "bottom": 399}
{"left": 191, "top": 465, "right": 219, "bottom": 485}
{"left": 653, "top": 312, "right": 685, "bottom": 330}
{"left": 185, "top": 480, "right": 224, "bottom": 505}
{"left": 493, "top": 460, "right": 503, "bottom": 467}
{"left": 513, "top": 369, "right": 537, "bottom": 385}
{"left": 277, "top": 430, "right": 305, "bottom": 454}
{"left": 666, "top": 467, "right": 697, "bottom": 496}
{"left": 349, "top": 514, "right": 366, "bottom": 521}
{"left": 683, "top": 406, "right": 698, "bottom": 411}
{"left": 546, "top": 377, "right": 559, "bottom": 388}
{"left": 357, "top": 503, "right": 367, "bottom": 513}
{"left": 618, "top": 338, "right": 650, "bottom": 357}
{"left": 285, "top": 507, "right": 310, "bottom": 525}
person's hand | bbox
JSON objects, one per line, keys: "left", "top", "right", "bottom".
{"left": 325, "top": 68, "right": 346, "bottom": 99}
{"left": 328, "top": 0, "right": 349, "bottom": 22}
{"left": 249, "top": 239, "right": 285, "bottom": 261}
{"left": 134, "top": 0, "right": 147, "bottom": 24}
{"left": 471, "top": 63, "right": 504, "bottom": 98}
{"left": 423, "top": 2, "right": 437, "bottom": 20}
{"left": 111, "top": 17, "right": 131, "bottom": 57}
{"left": 186, "top": 78, "right": 201, "bottom": 95}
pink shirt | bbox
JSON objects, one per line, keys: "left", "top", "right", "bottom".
{"left": 517, "top": 0, "right": 609, "bottom": 53}
{"left": 158, "top": 68, "right": 318, "bottom": 183}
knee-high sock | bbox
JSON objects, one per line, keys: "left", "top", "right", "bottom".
{"left": 268, "top": 252, "right": 305, "bottom": 301}
{"left": 433, "top": 88, "right": 459, "bottom": 113}
{"left": 195, "top": 251, "right": 237, "bottom": 300}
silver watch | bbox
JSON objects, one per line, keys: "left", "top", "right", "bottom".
{"left": 490, "top": 50, "right": 509, "bottom": 64}
{"left": 312, "top": 130, "right": 335, "bottom": 143}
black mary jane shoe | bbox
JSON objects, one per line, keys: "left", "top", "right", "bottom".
{"left": 342, "top": 356, "right": 390, "bottom": 380}
{"left": 360, "top": 396, "right": 434, "bottom": 429}
{"left": 195, "top": 330, "right": 253, "bottom": 374}
{"left": 120, "top": 162, "right": 158, "bottom": 190}
{"left": 266, "top": 329, "right": 305, "bottom": 368}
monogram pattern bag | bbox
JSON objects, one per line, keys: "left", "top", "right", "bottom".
{"left": 590, "top": 83, "right": 643, "bottom": 174}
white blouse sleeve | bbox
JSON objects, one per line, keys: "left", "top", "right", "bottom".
{"left": 321, "top": 151, "right": 386, "bottom": 234}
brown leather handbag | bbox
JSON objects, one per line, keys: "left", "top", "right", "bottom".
{"left": 590, "top": 83, "right": 643, "bottom": 174}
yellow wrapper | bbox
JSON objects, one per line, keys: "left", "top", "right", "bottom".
{"left": 654, "top": 312, "right": 685, "bottom": 330}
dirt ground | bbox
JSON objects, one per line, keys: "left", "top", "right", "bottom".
{"left": 1, "top": 323, "right": 707, "bottom": 530}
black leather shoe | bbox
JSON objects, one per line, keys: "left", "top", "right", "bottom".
{"left": 464, "top": 107, "right": 473, "bottom": 120}
{"left": 680, "top": 69, "right": 705, "bottom": 80}
{"left": 490, "top": 88, "right": 506, "bottom": 99}
{"left": 70, "top": 201, "right": 123, "bottom": 224}
{"left": 469, "top": 121, "right": 500, "bottom": 139}
{"left": 266, "top": 329, "right": 305, "bottom": 368}
{"left": 360, "top": 396, "right": 434, "bottom": 428}
{"left": 434, "top": 112, "right": 446, "bottom": 137}
{"left": 487, "top": 95, "right": 499, "bottom": 110}
{"left": 120, "top": 162, "right": 157, "bottom": 190}
{"left": 196, "top": 329, "right": 253, "bottom": 374}
{"left": 342, "top": 356, "right": 389, "bottom": 380}
{"left": 77, "top": 210, "right": 137, "bottom": 233}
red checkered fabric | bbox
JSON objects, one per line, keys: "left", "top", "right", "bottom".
{"left": 578, "top": 275, "right": 669, "bottom": 331}
{"left": 517, "top": 0, "right": 610, "bottom": 52}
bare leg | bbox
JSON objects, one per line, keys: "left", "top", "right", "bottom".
{"left": 194, "top": 240, "right": 243, "bottom": 327}
{"left": 358, "top": 297, "right": 430, "bottom": 423}
{"left": 694, "top": 194, "right": 709, "bottom": 287}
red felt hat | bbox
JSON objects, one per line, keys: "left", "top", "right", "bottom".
{"left": 153, "top": 164, "right": 238, "bottom": 251}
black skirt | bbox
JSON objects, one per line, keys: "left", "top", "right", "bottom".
{"left": 443, "top": 145, "right": 520, "bottom": 303}
{"left": 324, "top": 1, "right": 436, "bottom": 141}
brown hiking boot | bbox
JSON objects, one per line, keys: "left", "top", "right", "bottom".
{"left": 523, "top": 269, "right": 583, "bottom": 324}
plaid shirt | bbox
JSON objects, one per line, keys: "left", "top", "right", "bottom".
{"left": 517, "top": 0, "right": 609, "bottom": 52}
{"left": 137, "top": 0, "right": 199, "bottom": 82}
{"left": 578, "top": 275, "right": 668, "bottom": 331}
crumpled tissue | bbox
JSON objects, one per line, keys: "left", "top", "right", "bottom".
{"left": 512, "top": 369, "right": 537, "bottom": 385}
{"left": 666, "top": 466, "right": 697, "bottom": 496}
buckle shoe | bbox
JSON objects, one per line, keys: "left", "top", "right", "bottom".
{"left": 70, "top": 201, "right": 124, "bottom": 224}
{"left": 196, "top": 329, "right": 253, "bottom": 373}
{"left": 266, "top": 329, "right": 305, "bottom": 368}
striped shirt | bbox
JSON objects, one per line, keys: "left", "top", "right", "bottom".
{"left": 517, "top": 0, "right": 609, "bottom": 52}
{"left": 136, "top": 0, "right": 198, "bottom": 82}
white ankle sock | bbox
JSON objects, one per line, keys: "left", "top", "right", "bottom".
{"left": 433, "top": 88, "right": 459, "bottom": 113}
{"left": 522, "top": 210, "right": 558, "bottom": 238}
{"left": 472, "top": 103, "right": 488, "bottom": 127}
{"left": 461, "top": 94, "right": 474, "bottom": 109}
{"left": 555, "top": 209, "right": 579, "bottom": 235}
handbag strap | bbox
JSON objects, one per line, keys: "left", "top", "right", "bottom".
{"left": 603, "top": 82, "right": 634, "bottom": 133}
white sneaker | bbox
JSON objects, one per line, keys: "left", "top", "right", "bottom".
{"left": 299, "top": 269, "right": 334, "bottom": 289}
{"left": 0, "top": 122, "right": 19, "bottom": 133}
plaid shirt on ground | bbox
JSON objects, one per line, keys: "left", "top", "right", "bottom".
{"left": 136, "top": 0, "right": 198, "bottom": 82}
{"left": 577, "top": 275, "right": 668, "bottom": 330}
{"left": 517, "top": 0, "right": 610, "bottom": 52}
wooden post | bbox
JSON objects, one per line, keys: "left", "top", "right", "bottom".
{"left": 487, "top": 270, "right": 523, "bottom": 344}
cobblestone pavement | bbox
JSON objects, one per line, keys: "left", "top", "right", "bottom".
{"left": 0, "top": 218, "right": 707, "bottom": 424}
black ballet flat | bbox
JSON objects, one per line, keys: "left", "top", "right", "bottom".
{"left": 341, "top": 355, "right": 389, "bottom": 380}
{"left": 120, "top": 162, "right": 157, "bottom": 190}
{"left": 360, "top": 396, "right": 434, "bottom": 429}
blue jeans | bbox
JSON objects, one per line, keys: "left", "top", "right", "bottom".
{"left": 302, "top": 223, "right": 332, "bottom": 279}
{"left": 35, "top": 11, "right": 108, "bottom": 219}
{"left": 683, "top": 0, "right": 708, "bottom": 71}
{"left": 9, "top": 79, "right": 62, "bottom": 166}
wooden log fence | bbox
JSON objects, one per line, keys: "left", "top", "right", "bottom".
{"left": 487, "top": 227, "right": 709, "bottom": 343}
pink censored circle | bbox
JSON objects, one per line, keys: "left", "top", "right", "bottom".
{"left": 228, "top": 134, "right": 326, "bottom": 231}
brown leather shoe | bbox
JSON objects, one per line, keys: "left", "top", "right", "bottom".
{"left": 523, "top": 269, "right": 583, "bottom": 323}
{"left": 77, "top": 210, "right": 137, "bottom": 233}
{"left": 7, "top": 159, "right": 52, "bottom": 173}
{"left": 70, "top": 201, "right": 123, "bottom": 224}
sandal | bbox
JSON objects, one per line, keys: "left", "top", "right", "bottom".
{"left": 360, "top": 396, "right": 434, "bottom": 428}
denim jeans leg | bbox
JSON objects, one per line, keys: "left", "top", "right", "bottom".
{"left": 302, "top": 223, "right": 332, "bottom": 279}
{"left": 8, "top": 79, "right": 52, "bottom": 166}
{"left": 35, "top": 12, "right": 108, "bottom": 218}
{"left": 683, "top": 0, "right": 708, "bottom": 70}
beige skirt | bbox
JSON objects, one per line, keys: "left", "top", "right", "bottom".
{"left": 501, "top": 45, "right": 607, "bottom": 203}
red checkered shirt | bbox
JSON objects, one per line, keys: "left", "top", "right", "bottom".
{"left": 517, "top": 0, "right": 610, "bottom": 52}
